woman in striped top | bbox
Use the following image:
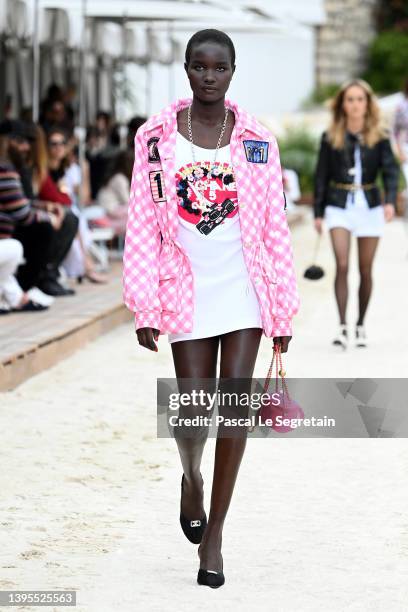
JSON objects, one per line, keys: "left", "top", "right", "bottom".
{"left": 0, "top": 121, "right": 59, "bottom": 312}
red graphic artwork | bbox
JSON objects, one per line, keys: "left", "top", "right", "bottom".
{"left": 175, "top": 161, "right": 238, "bottom": 235}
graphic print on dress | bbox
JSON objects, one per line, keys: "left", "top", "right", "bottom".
{"left": 175, "top": 160, "right": 238, "bottom": 236}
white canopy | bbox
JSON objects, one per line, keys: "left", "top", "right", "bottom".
{"left": 13, "top": 0, "right": 325, "bottom": 46}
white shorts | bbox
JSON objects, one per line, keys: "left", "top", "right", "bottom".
{"left": 324, "top": 203, "right": 385, "bottom": 237}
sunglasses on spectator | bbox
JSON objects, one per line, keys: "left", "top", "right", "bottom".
{"left": 49, "top": 139, "right": 67, "bottom": 146}
{"left": 11, "top": 134, "right": 30, "bottom": 144}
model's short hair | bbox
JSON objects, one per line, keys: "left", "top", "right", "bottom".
{"left": 185, "top": 29, "right": 235, "bottom": 66}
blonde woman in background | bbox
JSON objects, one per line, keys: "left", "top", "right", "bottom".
{"left": 313, "top": 79, "right": 399, "bottom": 348}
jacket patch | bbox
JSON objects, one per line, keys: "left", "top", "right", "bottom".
{"left": 149, "top": 170, "right": 166, "bottom": 202}
{"left": 243, "top": 140, "right": 269, "bottom": 163}
{"left": 147, "top": 137, "right": 160, "bottom": 163}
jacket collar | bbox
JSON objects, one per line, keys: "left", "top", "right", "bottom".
{"left": 143, "top": 97, "right": 265, "bottom": 138}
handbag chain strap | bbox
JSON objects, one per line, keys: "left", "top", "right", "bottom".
{"left": 263, "top": 343, "right": 290, "bottom": 402}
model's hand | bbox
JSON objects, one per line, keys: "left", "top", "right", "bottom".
{"left": 136, "top": 327, "right": 160, "bottom": 351}
{"left": 314, "top": 218, "right": 323, "bottom": 234}
{"left": 273, "top": 336, "right": 291, "bottom": 353}
{"left": 383, "top": 204, "right": 395, "bottom": 222}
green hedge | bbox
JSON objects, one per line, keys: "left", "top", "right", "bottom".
{"left": 302, "top": 83, "right": 340, "bottom": 108}
{"left": 278, "top": 128, "right": 319, "bottom": 194}
{"left": 363, "top": 31, "right": 408, "bottom": 94}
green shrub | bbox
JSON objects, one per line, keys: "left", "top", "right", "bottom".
{"left": 363, "top": 31, "right": 408, "bottom": 94}
{"left": 278, "top": 128, "right": 319, "bottom": 194}
{"left": 302, "top": 83, "right": 340, "bottom": 109}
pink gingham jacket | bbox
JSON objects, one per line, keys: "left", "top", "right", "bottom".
{"left": 122, "top": 97, "right": 300, "bottom": 338}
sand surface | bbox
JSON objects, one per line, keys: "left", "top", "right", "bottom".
{"left": 1, "top": 213, "right": 408, "bottom": 611}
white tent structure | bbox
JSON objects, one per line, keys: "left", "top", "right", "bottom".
{"left": 1, "top": 0, "right": 325, "bottom": 122}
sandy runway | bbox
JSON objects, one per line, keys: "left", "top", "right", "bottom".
{"left": 1, "top": 214, "right": 408, "bottom": 610}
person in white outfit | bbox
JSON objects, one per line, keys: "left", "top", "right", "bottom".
{"left": 42, "top": 129, "right": 107, "bottom": 283}
{"left": 0, "top": 239, "right": 51, "bottom": 314}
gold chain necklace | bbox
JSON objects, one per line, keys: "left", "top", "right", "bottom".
{"left": 187, "top": 104, "right": 229, "bottom": 174}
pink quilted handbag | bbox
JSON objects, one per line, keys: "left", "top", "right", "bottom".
{"left": 258, "top": 343, "right": 304, "bottom": 433}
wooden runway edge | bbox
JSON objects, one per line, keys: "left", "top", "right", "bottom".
{"left": 0, "top": 305, "right": 133, "bottom": 393}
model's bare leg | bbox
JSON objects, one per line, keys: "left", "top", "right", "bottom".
{"left": 171, "top": 336, "right": 219, "bottom": 521}
{"left": 357, "top": 236, "right": 379, "bottom": 325}
{"left": 198, "top": 327, "right": 263, "bottom": 571}
{"left": 329, "top": 227, "right": 351, "bottom": 324}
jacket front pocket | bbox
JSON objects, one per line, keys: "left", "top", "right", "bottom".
{"left": 158, "top": 253, "right": 182, "bottom": 314}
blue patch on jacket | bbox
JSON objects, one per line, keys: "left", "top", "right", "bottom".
{"left": 243, "top": 140, "right": 269, "bottom": 163}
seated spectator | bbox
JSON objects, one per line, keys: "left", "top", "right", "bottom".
{"left": 0, "top": 239, "right": 51, "bottom": 314}
{"left": 0, "top": 120, "right": 66, "bottom": 303}
{"left": 95, "top": 111, "right": 113, "bottom": 150}
{"left": 39, "top": 128, "right": 107, "bottom": 284}
{"left": 86, "top": 115, "right": 121, "bottom": 199}
{"left": 127, "top": 116, "right": 146, "bottom": 150}
{"left": 6, "top": 120, "right": 78, "bottom": 296}
{"left": 96, "top": 150, "right": 133, "bottom": 236}
{"left": 63, "top": 136, "right": 107, "bottom": 281}
{"left": 38, "top": 128, "right": 72, "bottom": 205}
{"left": 39, "top": 84, "right": 74, "bottom": 135}
{"left": 65, "top": 140, "right": 92, "bottom": 208}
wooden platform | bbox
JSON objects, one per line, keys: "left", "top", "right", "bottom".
{"left": 0, "top": 263, "right": 132, "bottom": 392}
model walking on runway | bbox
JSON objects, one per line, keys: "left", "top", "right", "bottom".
{"left": 314, "top": 79, "right": 399, "bottom": 348}
{"left": 123, "top": 29, "right": 299, "bottom": 588}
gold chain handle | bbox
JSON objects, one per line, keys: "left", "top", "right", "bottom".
{"left": 263, "top": 343, "right": 290, "bottom": 402}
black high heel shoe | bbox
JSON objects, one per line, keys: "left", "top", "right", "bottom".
{"left": 179, "top": 474, "right": 207, "bottom": 544}
{"left": 197, "top": 544, "right": 225, "bottom": 588}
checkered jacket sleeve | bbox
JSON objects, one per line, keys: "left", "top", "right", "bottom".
{"left": 263, "top": 136, "right": 300, "bottom": 337}
{"left": 122, "top": 129, "right": 162, "bottom": 331}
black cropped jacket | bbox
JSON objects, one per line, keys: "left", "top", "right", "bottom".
{"left": 313, "top": 131, "right": 399, "bottom": 219}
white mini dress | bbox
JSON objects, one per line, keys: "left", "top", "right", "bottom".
{"left": 324, "top": 143, "right": 385, "bottom": 237}
{"left": 167, "top": 132, "right": 262, "bottom": 344}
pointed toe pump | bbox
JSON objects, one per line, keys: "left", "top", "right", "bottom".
{"left": 179, "top": 474, "right": 207, "bottom": 544}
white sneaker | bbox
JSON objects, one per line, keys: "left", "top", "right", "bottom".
{"left": 332, "top": 324, "right": 348, "bottom": 349}
{"left": 27, "top": 287, "right": 55, "bottom": 307}
{"left": 355, "top": 325, "right": 367, "bottom": 348}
